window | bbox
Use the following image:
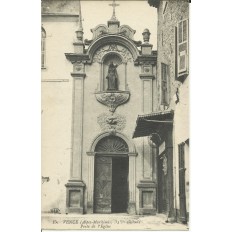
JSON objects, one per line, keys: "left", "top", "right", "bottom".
{"left": 161, "top": 63, "right": 169, "bottom": 106}
{"left": 176, "top": 19, "right": 189, "bottom": 81}
{"left": 41, "top": 27, "right": 46, "bottom": 68}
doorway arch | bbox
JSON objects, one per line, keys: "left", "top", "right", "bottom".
{"left": 87, "top": 131, "right": 137, "bottom": 214}
{"left": 94, "top": 135, "right": 129, "bottom": 213}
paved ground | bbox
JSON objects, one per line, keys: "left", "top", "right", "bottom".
{"left": 42, "top": 213, "right": 189, "bottom": 230}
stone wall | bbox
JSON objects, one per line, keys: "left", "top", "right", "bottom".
{"left": 154, "top": 0, "right": 189, "bottom": 220}
{"left": 156, "top": 0, "right": 189, "bottom": 109}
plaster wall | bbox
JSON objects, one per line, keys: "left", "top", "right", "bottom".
{"left": 41, "top": 20, "right": 77, "bottom": 80}
{"left": 42, "top": 81, "right": 72, "bottom": 213}
{"left": 174, "top": 77, "right": 189, "bottom": 211}
{"left": 41, "top": 14, "right": 79, "bottom": 212}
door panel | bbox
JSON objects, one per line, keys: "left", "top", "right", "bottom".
{"left": 112, "top": 157, "right": 129, "bottom": 213}
{"left": 94, "top": 156, "right": 112, "bottom": 213}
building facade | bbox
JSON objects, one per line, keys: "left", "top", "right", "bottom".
{"left": 42, "top": 0, "right": 161, "bottom": 215}
{"left": 134, "top": 0, "right": 189, "bottom": 223}
{"left": 41, "top": 0, "right": 80, "bottom": 213}
{"left": 41, "top": 0, "right": 189, "bottom": 223}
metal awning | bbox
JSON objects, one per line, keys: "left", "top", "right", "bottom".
{"left": 132, "top": 110, "right": 174, "bottom": 139}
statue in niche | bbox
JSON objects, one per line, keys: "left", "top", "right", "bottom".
{"left": 106, "top": 61, "right": 118, "bottom": 91}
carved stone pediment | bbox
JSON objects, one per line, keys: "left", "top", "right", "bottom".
{"left": 90, "top": 24, "right": 136, "bottom": 41}
{"left": 95, "top": 91, "right": 130, "bottom": 112}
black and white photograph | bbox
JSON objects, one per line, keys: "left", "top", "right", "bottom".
{"left": 41, "top": 0, "right": 189, "bottom": 230}
{"left": 4, "top": 0, "right": 232, "bottom": 232}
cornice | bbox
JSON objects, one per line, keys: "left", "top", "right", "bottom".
{"left": 42, "top": 13, "right": 78, "bottom": 17}
{"left": 135, "top": 54, "right": 157, "bottom": 66}
{"left": 70, "top": 73, "right": 86, "bottom": 78}
{"left": 139, "top": 74, "right": 155, "bottom": 80}
{"left": 65, "top": 35, "right": 157, "bottom": 66}
{"left": 65, "top": 53, "right": 90, "bottom": 64}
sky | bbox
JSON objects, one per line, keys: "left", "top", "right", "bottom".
{"left": 81, "top": 0, "right": 157, "bottom": 49}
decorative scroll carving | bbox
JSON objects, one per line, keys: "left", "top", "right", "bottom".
{"left": 119, "top": 25, "right": 136, "bottom": 40}
{"left": 97, "top": 113, "right": 126, "bottom": 131}
{"left": 93, "top": 44, "right": 132, "bottom": 63}
{"left": 95, "top": 91, "right": 130, "bottom": 112}
{"left": 91, "top": 24, "right": 108, "bottom": 39}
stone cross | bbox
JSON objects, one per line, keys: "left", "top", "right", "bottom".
{"left": 109, "top": 0, "right": 119, "bottom": 20}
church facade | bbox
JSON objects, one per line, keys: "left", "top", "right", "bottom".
{"left": 42, "top": 0, "right": 161, "bottom": 215}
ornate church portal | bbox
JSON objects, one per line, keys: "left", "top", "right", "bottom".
{"left": 94, "top": 136, "right": 129, "bottom": 213}
{"left": 65, "top": 1, "right": 157, "bottom": 215}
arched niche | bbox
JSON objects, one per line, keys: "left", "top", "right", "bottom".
{"left": 102, "top": 52, "right": 127, "bottom": 91}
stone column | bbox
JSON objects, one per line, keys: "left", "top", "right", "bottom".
{"left": 86, "top": 152, "right": 95, "bottom": 213}
{"left": 128, "top": 152, "right": 137, "bottom": 214}
{"left": 65, "top": 72, "right": 86, "bottom": 214}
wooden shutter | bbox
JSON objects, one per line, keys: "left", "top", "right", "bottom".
{"left": 177, "top": 19, "right": 189, "bottom": 79}
{"left": 161, "top": 63, "right": 169, "bottom": 106}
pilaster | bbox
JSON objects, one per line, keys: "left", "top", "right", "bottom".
{"left": 138, "top": 49, "right": 156, "bottom": 214}
{"left": 65, "top": 70, "right": 86, "bottom": 214}
{"left": 128, "top": 152, "right": 137, "bottom": 214}
{"left": 140, "top": 74, "right": 155, "bottom": 180}
{"left": 86, "top": 152, "right": 95, "bottom": 214}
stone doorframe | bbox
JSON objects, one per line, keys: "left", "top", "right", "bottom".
{"left": 86, "top": 131, "right": 137, "bottom": 214}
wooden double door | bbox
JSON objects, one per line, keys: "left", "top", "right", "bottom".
{"left": 94, "top": 155, "right": 129, "bottom": 213}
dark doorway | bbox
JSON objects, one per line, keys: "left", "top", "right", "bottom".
{"left": 94, "top": 136, "right": 129, "bottom": 214}
{"left": 111, "top": 156, "right": 129, "bottom": 213}
{"left": 94, "top": 155, "right": 129, "bottom": 213}
{"left": 157, "top": 154, "right": 168, "bottom": 213}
